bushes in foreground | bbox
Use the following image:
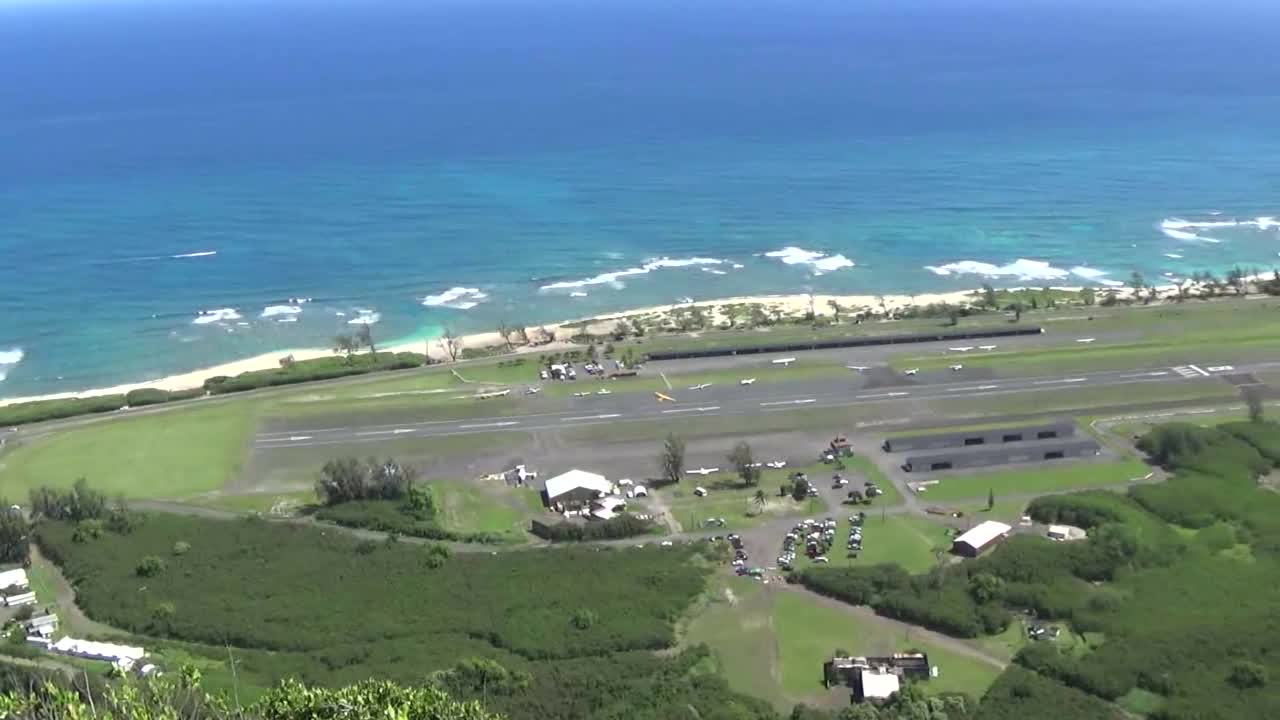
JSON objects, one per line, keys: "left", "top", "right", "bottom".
{"left": 529, "top": 515, "right": 655, "bottom": 542}
{"left": 204, "top": 352, "right": 425, "bottom": 395}
{"left": 314, "top": 498, "right": 503, "bottom": 544}
{"left": 0, "top": 394, "right": 129, "bottom": 426}
{"left": 975, "top": 667, "right": 1124, "bottom": 720}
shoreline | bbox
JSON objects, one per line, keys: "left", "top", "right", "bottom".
{"left": 0, "top": 281, "right": 1218, "bottom": 408}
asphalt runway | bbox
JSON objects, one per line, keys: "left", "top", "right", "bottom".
{"left": 254, "top": 357, "right": 1272, "bottom": 450}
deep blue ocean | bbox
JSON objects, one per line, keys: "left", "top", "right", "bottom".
{"left": 3, "top": 0, "right": 1280, "bottom": 397}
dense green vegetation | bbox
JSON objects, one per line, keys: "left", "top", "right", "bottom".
{"left": 314, "top": 498, "right": 506, "bottom": 543}
{"left": 529, "top": 515, "right": 655, "bottom": 542}
{"left": 973, "top": 667, "right": 1123, "bottom": 720}
{"left": 205, "top": 352, "right": 428, "bottom": 395}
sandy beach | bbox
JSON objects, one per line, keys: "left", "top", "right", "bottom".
{"left": 0, "top": 281, "right": 1204, "bottom": 408}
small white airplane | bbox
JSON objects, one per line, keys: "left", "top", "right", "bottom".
{"left": 948, "top": 346, "right": 974, "bottom": 353}
{"left": 846, "top": 365, "right": 871, "bottom": 372}
{"left": 979, "top": 345, "right": 997, "bottom": 351}
{"left": 765, "top": 460, "right": 787, "bottom": 469}
{"left": 950, "top": 364, "right": 964, "bottom": 371}
{"left": 747, "top": 462, "right": 765, "bottom": 469}
{"left": 476, "top": 389, "right": 511, "bottom": 399}
{"left": 525, "top": 387, "right": 542, "bottom": 395}
{"left": 688, "top": 467, "right": 720, "bottom": 476}
{"left": 573, "top": 391, "right": 590, "bottom": 397}
{"left": 903, "top": 368, "right": 920, "bottom": 376}
{"left": 596, "top": 388, "right": 612, "bottom": 395}
{"left": 688, "top": 383, "right": 712, "bottom": 390}
{"left": 740, "top": 377, "right": 757, "bottom": 385}
{"left": 1076, "top": 337, "right": 1097, "bottom": 344}
{"left": 771, "top": 357, "right": 797, "bottom": 366}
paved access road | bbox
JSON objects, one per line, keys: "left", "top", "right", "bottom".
{"left": 255, "top": 358, "right": 1269, "bottom": 450}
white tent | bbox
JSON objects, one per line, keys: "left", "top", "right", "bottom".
{"left": 859, "top": 670, "right": 900, "bottom": 700}
{"left": 51, "top": 637, "right": 146, "bottom": 670}
{"left": 544, "top": 469, "right": 613, "bottom": 502}
{"left": 0, "top": 568, "right": 29, "bottom": 592}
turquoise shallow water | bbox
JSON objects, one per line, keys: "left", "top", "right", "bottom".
{"left": 2, "top": 0, "right": 1279, "bottom": 397}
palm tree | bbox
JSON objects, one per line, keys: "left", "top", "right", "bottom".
{"left": 753, "top": 490, "right": 767, "bottom": 511}
{"left": 355, "top": 323, "right": 376, "bottom": 354}
{"left": 332, "top": 334, "right": 358, "bottom": 363}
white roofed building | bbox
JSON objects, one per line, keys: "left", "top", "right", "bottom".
{"left": 543, "top": 469, "right": 614, "bottom": 511}
{"left": 855, "top": 671, "right": 901, "bottom": 702}
{"left": 0, "top": 568, "right": 29, "bottom": 595}
{"left": 951, "top": 520, "right": 1012, "bottom": 557}
{"left": 50, "top": 637, "right": 146, "bottom": 671}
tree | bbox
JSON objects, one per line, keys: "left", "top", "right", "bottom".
{"left": 728, "top": 441, "right": 761, "bottom": 487}
{"left": 1244, "top": 384, "right": 1266, "bottom": 423}
{"left": 439, "top": 326, "right": 461, "bottom": 362}
{"left": 333, "top": 333, "right": 358, "bottom": 362}
{"left": 982, "top": 284, "right": 998, "bottom": 309}
{"left": 968, "top": 572, "right": 1004, "bottom": 603}
{"left": 135, "top": 556, "right": 167, "bottom": 577}
{"left": 827, "top": 299, "right": 841, "bottom": 323}
{"left": 1081, "top": 286, "right": 1096, "bottom": 306}
{"left": 791, "top": 478, "right": 810, "bottom": 502}
{"left": 1129, "top": 271, "right": 1146, "bottom": 299}
{"left": 355, "top": 322, "right": 377, "bottom": 353}
{"left": 987, "top": 488, "right": 995, "bottom": 511}
{"left": 612, "top": 321, "right": 630, "bottom": 341}
{"left": 1227, "top": 266, "right": 1247, "bottom": 296}
{"left": 947, "top": 308, "right": 960, "bottom": 327}
{"left": 1012, "top": 302, "right": 1024, "bottom": 323}
{"left": 660, "top": 433, "right": 686, "bottom": 484}
{"left": 0, "top": 503, "right": 29, "bottom": 565}
{"left": 753, "top": 490, "right": 767, "bottom": 511}
{"left": 1229, "top": 660, "right": 1267, "bottom": 689}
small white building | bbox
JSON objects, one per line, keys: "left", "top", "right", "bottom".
{"left": 590, "top": 497, "right": 628, "bottom": 521}
{"left": 50, "top": 637, "right": 146, "bottom": 671}
{"left": 543, "top": 469, "right": 614, "bottom": 510}
{"left": 951, "top": 521, "right": 1012, "bottom": 557}
{"left": 24, "top": 613, "right": 58, "bottom": 638}
{"left": 856, "top": 670, "right": 901, "bottom": 701}
{"left": 3, "top": 591, "right": 36, "bottom": 607}
{"left": 628, "top": 485, "right": 648, "bottom": 498}
{"left": 0, "top": 568, "right": 29, "bottom": 594}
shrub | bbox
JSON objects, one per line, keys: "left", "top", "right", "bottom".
{"left": 124, "top": 388, "right": 171, "bottom": 407}
{"left": 529, "top": 515, "right": 654, "bottom": 542}
{"left": 172, "top": 541, "right": 191, "bottom": 556}
{"left": 0, "top": 394, "right": 127, "bottom": 427}
{"left": 135, "top": 555, "right": 167, "bottom": 577}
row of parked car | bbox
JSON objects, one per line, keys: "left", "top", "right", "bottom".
{"left": 779, "top": 517, "right": 838, "bottom": 570}
{"left": 540, "top": 359, "right": 629, "bottom": 381}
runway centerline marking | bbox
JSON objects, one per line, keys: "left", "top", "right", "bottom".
{"left": 856, "top": 392, "right": 910, "bottom": 399}
{"left": 945, "top": 384, "right": 1000, "bottom": 393}
{"left": 457, "top": 421, "right": 521, "bottom": 429}
{"left": 1032, "top": 378, "right": 1088, "bottom": 385}
{"left": 662, "top": 406, "right": 721, "bottom": 414}
{"left": 1122, "top": 371, "right": 1169, "bottom": 378}
{"left": 561, "top": 414, "right": 622, "bottom": 422}
{"left": 759, "top": 399, "right": 816, "bottom": 407}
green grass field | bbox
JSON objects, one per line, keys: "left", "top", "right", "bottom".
{"left": 914, "top": 457, "right": 1150, "bottom": 503}
{"left": 187, "top": 489, "right": 317, "bottom": 514}
{"left": 667, "top": 479, "right": 825, "bottom": 533}
{"left": 771, "top": 591, "right": 1001, "bottom": 698}
{"left": 0, "top": 402, "right": 255, "bottom": 499}
{"left": 925, "top": 378, "right": 1238, "bottom": 418}
{"left": 434, "top": 480, "right": 532, "bottom": 540}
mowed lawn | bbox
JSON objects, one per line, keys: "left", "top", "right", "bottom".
{"left": 0, "top": 402, "right": 255, "bottom": 499}
{"left": 772, "top": 592, "right": 1002, "bottom": 699}
{"left": 435, "top": 480, "right": 533, "bottom": 540}
{"left": 916, "top": 457, "right": 1150, "bottom": 502}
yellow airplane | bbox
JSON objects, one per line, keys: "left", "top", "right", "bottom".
{"left": 655, "top": 391, "right": 676, "bottom": 403}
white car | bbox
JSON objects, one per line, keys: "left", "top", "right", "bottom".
{"left": 693, "top": 486, "right": 709, "bottom": 496}
{"left": 661, "top": 540, "right": 674, "bottom": 547}
{"left": 904, "top": 368, "right": 919, "bottom": 376}
{"left": 813, "top": 556, "right": 829, "bottom": 564}
{"left": 950, "top": 364, "right": 964, "bottom": 371}
{"left": 740, "top": 378, "right": 757, "bottom": 385}
{"left": 596, "top": 388, "right": 612, "bottom": 395}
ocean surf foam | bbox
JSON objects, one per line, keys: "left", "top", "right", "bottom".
{"left": 0, "top": 348, "right": 23, "bottom": 382}
{"left": 347, "top": 310, "right": 381, "bottom": 325}
{"left": 764, "top": 247, "right": 854, "bottom": 272}
{"left": 1159, "top": 216, "right": 1280, "bottom": 243}
{"left": 422, "top": 287, "right": 489, "bottom": 310}
{"left": 925, "top": 259, "right": 1068, "bottom": 281}
{"left": 172, "top": 250, "right": 217, "bottom": 259}
{"left": 540, "top": 257, "right": 724, "bottom": 291}
{"left": 260, "top": 305, "right": 303, "bottom": 318}
{"left": 193, "top": 308, "right": 241, "bottom": 324}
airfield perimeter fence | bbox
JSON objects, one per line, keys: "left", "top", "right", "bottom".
{"left": 643, "top": 326, "right": 1044, "bottom": 361}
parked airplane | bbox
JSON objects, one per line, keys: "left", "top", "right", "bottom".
{"left": 903, "top": 368, "right": 920, "bottom": 376}
{"left": 477, "top": 389, "right": 510, "bottom": 399}
{"left": 596, "top": 389, "right": 612, "bottom": 395}
{"left": 688, "top": 383, "right": 711, "bottom": 390}
{"left": 1076, "top": 337, "right": 1097, "bottom": 344}
{"left": 846, "top": 365, "right": 870, "bottom": 372}
{"left": 740, "top": 378, "right": 757, "bottom": 385}
{"left": 979, "top": 345, "right": 998, "bottom": 351}
{"left": 764, "top": 460, "right": 787, "bottom": 469}
{"left": 654, "top": 392, "right": 675, "bottom": 402}
{"left": 573, "top": 391, "right": 590, "bottom": 397}
{"left": 948, "top": 346, "right": 974, "bottom": 352}
{"left": 525, "top": 387, "right": 542, "bottom": 395}
{"left": 772, "top": 357, "right": 797, "bottom": 366}
{"left": 688, "top": 467, "right": 720, "bottom": 476}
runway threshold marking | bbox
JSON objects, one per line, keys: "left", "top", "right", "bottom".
{"left": 457, "top": 421, "right": 521, "bottom": 429}
{"left": 561, "top": 414, "right": 622, "bottom": 422}
{"left": 662, "top": 406, "right": 721, "bottom": 414}
{"left": 1187, "top": 364, "right": 1211, "bottom": 377}
{"left": 759, "top": 399, "right": 816, "bottom": 407}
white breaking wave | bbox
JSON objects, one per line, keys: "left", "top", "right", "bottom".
{"left": 540, "top": 257, "right": 724, "bottom": 291}
{"left": 172, "top": 250, "right": 217, "bottom": 259}
{"left": 1097, "top": 279, "right": 1125, "bottom": 287}
{"left": 276, "top": 317, "right": 299, "bottom": 323}
{"left": 925, "top": 259, "right": 1069, "bottom": 281}
{"left": 1164, "top": 253, "right": 1184, "bottom": 259}
{"left": 0, "top": 348, "right": 23, "bottom": 382}
{"left": 347, "top": 310, "right": 380, "bottom": 325}
{"left": 731, "top": 263, "right": 745, "bottom": 269}
{"left": 1069, "top": 266, "right": 1117, "bottom": 284}
{"left": 569, "top": 291, "right": 588, "bottom": 298}
{"left": 701, "top": 268, "right": 727, "bottom": 275}
{"left": 764, "top": 247, "right": 855, "bottom": 272}
{"left": 260, "top": 305, "right": 302, "bottom": 319}
{"left": 422, "top": 287, "right": 489, "bottom": 310}
{"left": 1159, "top": 215, "right": 1280, "bottom": 243}
{"left": 193, "top": 308, "right": 241, "bottom": 324}
{"left": 1161, "top": 227, "right": 1222, "bottom": 243}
